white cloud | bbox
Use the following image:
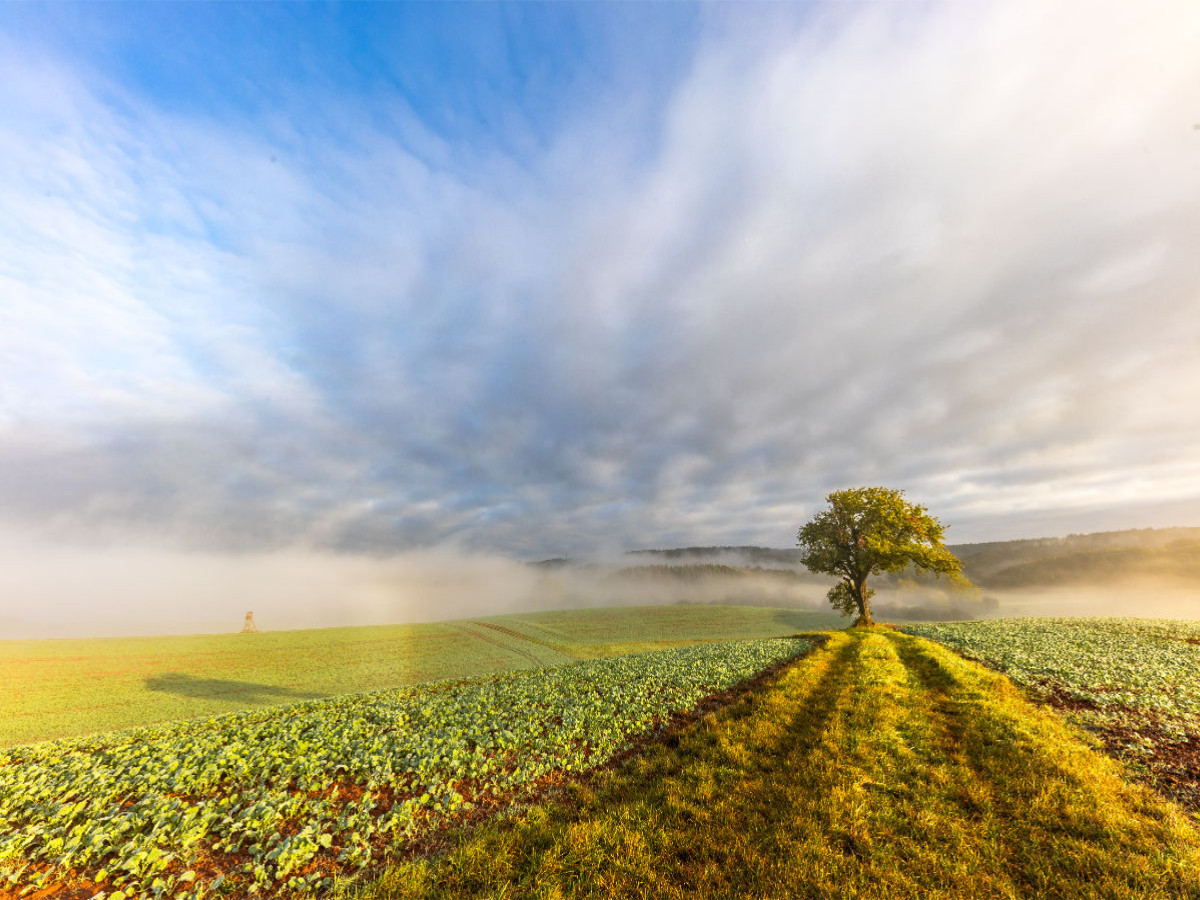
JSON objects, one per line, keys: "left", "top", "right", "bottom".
{"left": 1, "top": 0, "right": 1199, "bottom": 564}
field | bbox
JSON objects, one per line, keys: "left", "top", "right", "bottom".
{"left": 358, "top": 629, "right": 1200, "bottom": 899}
{"left": 0, "top": 606, "right": 841, "bottom": 747}
{"left": 3, "top": 609, "right": 1200, "bottom": 899}
{"left": 901, "top": 618, "right": 1200, "bottom": 810}
{"left": 0, "top": 639, "right": 808, "bottom": 899}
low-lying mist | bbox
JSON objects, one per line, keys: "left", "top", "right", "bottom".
{"left": 0, "top": 541, "right": 547, "bottom": 639}
{"left": 0, "top": 546, "right": 835, "bottom": 640}
{"left": 0, "top": 534, "right": 1197, "bottom": 641}
{"left": 980, "top": 581, "right": 1200, "bottom": 620}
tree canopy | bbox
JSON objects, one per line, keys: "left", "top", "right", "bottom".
{"left": 797, "top": 486, "right": 969, "bottom": 626}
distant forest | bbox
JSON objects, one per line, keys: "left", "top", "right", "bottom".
{"left": 951, "top": 528, "right": 1200, "bottom": 588}
{"left": 603, "top": 526, "right": 1200, "bottom": 590}
{"left": 608, "top": 564, "right": 807, "bottom": 585}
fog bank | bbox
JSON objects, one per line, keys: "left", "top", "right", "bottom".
{"left": 0, "top": 539, "right": 548, "bottom": 639}
{"left": 2, "top": 532, "right": 1197, "bottom": 641}
{"left": 0, "top": 541, "right": 833, "bottom": 640}
{"left": 982, "top": 582, "right": 1200, "bottom": 621}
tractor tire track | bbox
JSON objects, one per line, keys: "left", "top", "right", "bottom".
{"left": 454, "top": 623, "right": 544, "bottom": 667}
{"left": 470, "top": 621, "right": 582, "bottom": 661}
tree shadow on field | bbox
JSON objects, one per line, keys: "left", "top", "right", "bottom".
{"left": 144, "top": 672, "right": 323, "bottom": 704}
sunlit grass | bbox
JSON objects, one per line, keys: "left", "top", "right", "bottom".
{"left": 354, "top": 629, "right": 1200, "bottom": 899}
{"left": 901, "top": 617, "right": 1200, "bottom": 743}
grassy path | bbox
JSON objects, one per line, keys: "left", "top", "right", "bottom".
{"left": 357, "top": 629, "right": 1200, "bottom": 899}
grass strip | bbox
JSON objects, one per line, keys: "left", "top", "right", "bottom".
{"left": 901, "top": 618, "right": 1200, "bottom": 813}
{"left": 351, "top": 629, "right": 1200, "bottom": 900}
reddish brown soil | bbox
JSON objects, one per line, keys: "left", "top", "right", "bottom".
{"left": 1036, "top": 682, "right": 1200, "bottom": 815}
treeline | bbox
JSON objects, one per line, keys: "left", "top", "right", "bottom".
{"left": 609, "top": 564, "right": 807, "bottom": 584}
{"left": 536, "top": 527, "right": 1200, "bottom": 591}
{"left": 951, "top": 527, "right": 1200, "bottom": 577}
{"left": 626, "top": 546, "right": 806, "bottom": 566}
{"left": 971, "top": 539, "right": 1200, "bottom": 589}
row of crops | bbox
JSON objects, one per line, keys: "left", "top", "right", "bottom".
{"left": 0, "top": 637, "right": 809, "bottom": 899}
{"left": 901, "top": 618, "right": 1200, "bottom": 750}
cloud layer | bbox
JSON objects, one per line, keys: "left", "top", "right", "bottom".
{"left": 3, "top": 1, "right": 1200, "bottom": 562}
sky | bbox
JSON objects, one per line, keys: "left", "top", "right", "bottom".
{"left": 2, "top": 0, "right": 1200, "bottom": 579}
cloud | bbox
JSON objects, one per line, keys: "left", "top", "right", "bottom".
{"left": 1, "top": 0, "right": 1199, "bottom": 566}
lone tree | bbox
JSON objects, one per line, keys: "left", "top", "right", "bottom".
{"left": 797, "top": 486, "right": 969, "bottom": 627}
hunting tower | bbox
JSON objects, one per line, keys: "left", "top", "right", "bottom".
{"left": 240, "top": 610, "right": 259, "bottom": 634}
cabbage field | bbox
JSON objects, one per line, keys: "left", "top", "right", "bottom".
{"left": 0, "top": 637, "right": 809, "bottom": 899}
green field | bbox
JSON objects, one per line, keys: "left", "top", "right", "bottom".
{"left": 0, "top": 638, "right": 809, "bottom": 899}
{"left": 4, "top": 609, "right": 1200, "bottom": 900}
{"left": 0, "top": 606, "right": 841, "bottom": 747}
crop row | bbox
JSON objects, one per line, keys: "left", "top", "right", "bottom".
{"left": 0, "top": 637, "right": 809, "bottom": 899}
{"left": 900, "top": 618, "right": 1200, "bottom": 750}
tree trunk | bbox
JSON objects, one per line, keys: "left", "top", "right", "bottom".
{"left": 853, "top": 578, "right": 874, "bottom": 627}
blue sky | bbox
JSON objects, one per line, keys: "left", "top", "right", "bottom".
{"left": 9, "top": 2, "right": 698, "bottom": 169}
{"left": 2, "top": 0, "right": 1200, "bottom": 568}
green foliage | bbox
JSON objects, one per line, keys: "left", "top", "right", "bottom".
{"left": 825, "top": 580, "right": 869, "bottom": 618}
{"left": 0, "top": 638, "right": 807, "bottom": 899}
{"left": 797, "top": 487, "right": 968, "bottom": 625}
